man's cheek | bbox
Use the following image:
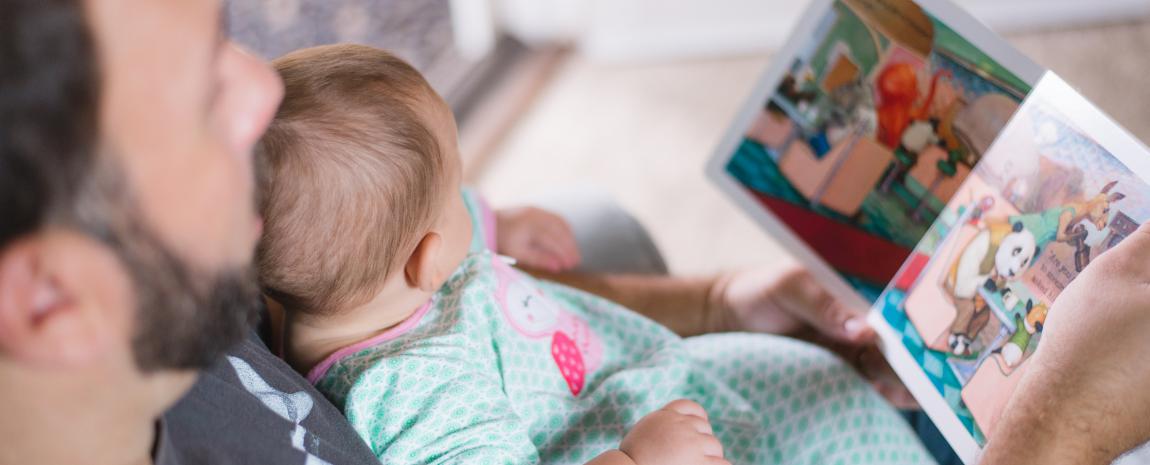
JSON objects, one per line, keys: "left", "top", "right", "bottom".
{"left": 187, "top": 142, "right": 259, "bottom": 267}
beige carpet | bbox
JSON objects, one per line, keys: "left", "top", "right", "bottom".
{"left": 472, "top": 20, "right": 1150, "bottom": 276}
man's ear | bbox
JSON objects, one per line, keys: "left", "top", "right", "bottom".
{"left": 0, "top": 234, "right": 125, "bottom": 368}
{"left": 404, "top": 232, "right": 444, "bottom": 293}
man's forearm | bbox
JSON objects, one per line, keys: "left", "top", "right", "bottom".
{"left": 526, "top": 269, "right": 723, "bottom": 337}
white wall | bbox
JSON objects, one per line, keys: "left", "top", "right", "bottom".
{"left": 963, "top": 0, "right": 1150, "bottom": 31}
{"left": 490, "top": 0, "right": 1150, "bottom": 62}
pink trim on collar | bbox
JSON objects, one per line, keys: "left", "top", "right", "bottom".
{"left": 306, "top": 300, "right": 435, "bottom": 384}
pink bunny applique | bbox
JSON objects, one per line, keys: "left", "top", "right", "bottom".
{"left": 493, "top": 256, "right": 603, "bottom": 396}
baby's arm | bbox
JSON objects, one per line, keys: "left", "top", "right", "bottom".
{"left": 342, "top": 350, "right": 726, "bottom": 465}
{"left": 495, "top": 206, "right": 581, "bottom": 272}
{"left": 336, "top": 352, "right": 541, "bottom": 464}
{"left": 461, "top": 188, "right": 580, "bottom": 272}
{"left": 343, "top": 352, "right": 724, "bottom": 465}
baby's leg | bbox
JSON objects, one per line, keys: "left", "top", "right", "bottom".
{"left": 683, "top": 333, "right": 935, "bottom": 465}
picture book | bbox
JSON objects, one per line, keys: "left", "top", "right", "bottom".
{"left": 706, "top": 0, "right": 1150, "bottom": 462}
{"left": 706, "top": 0, "right": 1043, "bottom": 310}
{"left": 870, "top": 74, "right": 1150, "bottom": 463}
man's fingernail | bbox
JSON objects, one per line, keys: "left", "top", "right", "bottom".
{"left": 844, "top": 318, "right": 865, "bottom": 336}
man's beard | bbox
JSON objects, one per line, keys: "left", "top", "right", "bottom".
{"left": 73, "top": 159, "right": 262, "bottom": 372}
{"left": 113, "top": 223, "right": 262, "bottom": 372}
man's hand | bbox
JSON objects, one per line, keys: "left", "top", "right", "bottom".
{"left": 495, "top": 207, "right": 581, "bottom": 272}
{"left": 619, "top": 400, "right": 730, "bottom": 465}
{"left": 983, "top": 223, "right": 1150, "bottom": 464}
{"left": 710, "top": 265, "right": 871, "bottom": 342}
{"left": 711, "top": 264, "right": 917, "bottom": 408}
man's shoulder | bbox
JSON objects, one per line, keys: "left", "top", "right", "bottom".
{"left": 162, "top": 332, "right": 378, "bottom": 465}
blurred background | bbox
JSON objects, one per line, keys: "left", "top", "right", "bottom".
{"left": 226, "top": 0, "right": 1150, "bottom": 276}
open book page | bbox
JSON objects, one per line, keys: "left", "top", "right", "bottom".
{"left": 707, "top": 0, "right": 1043, "bottom": 310}
{"left": 870, "top": 72, "right": 1150, "bottom": 464}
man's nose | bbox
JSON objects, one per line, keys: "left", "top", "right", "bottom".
{"left": 223, "top": 44, "right": 284, "bottom": 156}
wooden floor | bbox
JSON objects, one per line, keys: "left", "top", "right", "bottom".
{"left": 472, "top": 19, "right": 1150, "bottom": 276}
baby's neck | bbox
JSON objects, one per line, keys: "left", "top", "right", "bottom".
{"left": 284, "top": 289, "right": 433, "bottom": 375}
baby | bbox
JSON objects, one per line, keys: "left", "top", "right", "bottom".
{"left": 256, "top": 44, "right": 932, "bottom": 465}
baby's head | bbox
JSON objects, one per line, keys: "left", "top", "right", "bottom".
{"left": 256, "top": 44, "right": 472, "bottom": 318}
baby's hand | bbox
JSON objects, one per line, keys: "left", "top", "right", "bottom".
{"left": 495, "top": 206, "right": 581, "bottom": 272}
{"left": 618, "top": 400, "right": 730, "bottom": 465}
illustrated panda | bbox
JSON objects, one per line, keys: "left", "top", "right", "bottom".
{"left": 948, "top": 220, "right": 1037, "bottom": 300}
{"left": 944, "top": 220, "right": 1038, "bottom": 355}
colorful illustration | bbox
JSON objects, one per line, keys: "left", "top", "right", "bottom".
{"left": 710, "top": 1, "right": 1145, "bottom": 459}
{"left": 725, "top": 0, "right": 1032, "bottom": 299}
{"left": 877, "top": 83, "right": 1150, "bottom": 446}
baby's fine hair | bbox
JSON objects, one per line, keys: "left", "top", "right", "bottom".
{"left": 256, "top": 44, "right": 448, "bottom": 315}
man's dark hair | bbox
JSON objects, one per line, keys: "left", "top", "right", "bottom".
{"left": 0, "top": 0, "right": 261, "bottom": 372}
{"left": 0, "top": 0, "right": 99, "bottom": 247}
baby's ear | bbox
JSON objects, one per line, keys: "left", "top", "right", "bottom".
{"left": 404, "top": 232, "right": 444, "bottom": 292}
